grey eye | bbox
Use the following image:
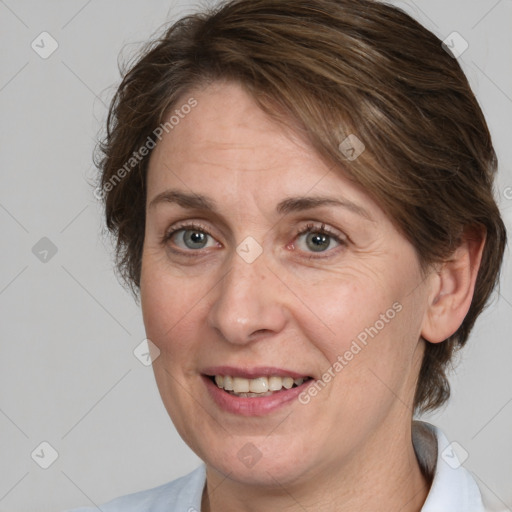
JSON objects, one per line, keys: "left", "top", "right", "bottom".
{"left": 305, "top": 232, "right": 332, "bottom": 252}
{"left": 184, "top": 230, "right": 208, "bottom": 249}
{"left": 174, "top": 229, "right": 215, "bottom": 250}
{"left": 295, "top": 229, "right": 341, "bottom": 253}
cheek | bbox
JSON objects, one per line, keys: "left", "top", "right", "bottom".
{"left": 286, "top": 267, "right": 402, "bottom": 356}
{"left": 140, "top": 254, "right": 207, "bottom": 352}
{"left": 140, "top": 261, "right": 208, "bottom": 426}
{"left": 291, "top": 262, "right": 425, "bottom": 400}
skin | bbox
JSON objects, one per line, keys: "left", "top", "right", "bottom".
{"left": 140, "top": 81, "right": 484, "bottom": 511}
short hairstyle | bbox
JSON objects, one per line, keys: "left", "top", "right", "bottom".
{"left": 97, "top": 0, "right": 507, "bottom": 413}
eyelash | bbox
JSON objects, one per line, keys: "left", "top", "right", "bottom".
{"left": 162, "top": 221, "right": 213, "bottom": 248}
{"left": 292, "top": 222, "right": 347, "bottom": 257}
{"left": 162, "top": 221, "right": 347, "bottom": 257}
{"left": 294, "top": 222, "right": 345, "bottom": 244}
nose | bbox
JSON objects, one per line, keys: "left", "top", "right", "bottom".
{"left": 207, "top": 250, "right": 288, "bottom": 345}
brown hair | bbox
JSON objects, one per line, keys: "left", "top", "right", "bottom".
{"left": 97, "top": 0, "right": 506, "bottom": 413}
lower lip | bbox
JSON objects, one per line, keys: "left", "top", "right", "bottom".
{"left": 203, "top": 376, "right": 310, "bottom": 416}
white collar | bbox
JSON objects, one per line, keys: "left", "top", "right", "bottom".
{"left": 413, "top": 421, "right": 486, "bottom": 511}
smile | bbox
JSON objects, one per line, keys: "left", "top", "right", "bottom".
{"left": 212, "top": 375, "right": 311, "bottom": 397}
{"left": 202, "top": 368, "right": 314, "bottom": 416}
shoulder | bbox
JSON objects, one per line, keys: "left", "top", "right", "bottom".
{"left": 414, "top": 421, "right": 505, "bottom": 512}
{"left": 63, "top": 465, "right": 206, "bottom": 512}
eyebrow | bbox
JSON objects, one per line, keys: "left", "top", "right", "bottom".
{"left": 148, "top": 189, "right": 372, "bottom": 220}
{"left": 276, "top": 196, "right": 372, "bottom": 220}
{"left": 149, "top": 190, "right": 216, "bottom": 211}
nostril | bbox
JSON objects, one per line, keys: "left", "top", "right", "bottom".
{"left": 249, "top": 328, "right": 271, "bottom": 338}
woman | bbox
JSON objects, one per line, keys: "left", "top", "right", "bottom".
{"left": 69, "top": 0, "right": 507, "bottom": 510}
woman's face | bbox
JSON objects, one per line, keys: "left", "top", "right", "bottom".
{"left": 141, "top": 81, "right": 432, "bottom": 486}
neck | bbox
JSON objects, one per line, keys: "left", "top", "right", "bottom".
{"left": 202, "top": 421, "right": 431, "bottom": 512}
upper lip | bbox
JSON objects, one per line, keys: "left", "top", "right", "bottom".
{"left": 202, "top": 366, "right": 311, "bottom": 379}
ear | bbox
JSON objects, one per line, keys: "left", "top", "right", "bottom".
{"left": 421, "top": 226, "right": 486, "bottom": 344}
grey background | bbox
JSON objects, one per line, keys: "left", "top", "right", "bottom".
{"left": 0, "top": 1, "right": 511, "bottom": 510}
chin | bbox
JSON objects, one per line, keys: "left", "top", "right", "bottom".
{"left": 197, "top": 433, "right": 322, "bottom": 488}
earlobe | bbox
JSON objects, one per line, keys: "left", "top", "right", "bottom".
{"left": 421, "top": 227, "right": 486, "bottom": 344}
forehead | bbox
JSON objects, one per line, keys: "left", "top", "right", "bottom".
{"left": 146, "top": 82, "right": 379, "bottom": 217}
{"left": 149, "top": 82, "right": 315, "bottom": 173}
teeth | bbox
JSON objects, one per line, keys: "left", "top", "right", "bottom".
{"left": 213, "top": 375, "right": 308, "bottom": 395}
{"left": 268, "top": 376, "right": 283, "bottom": 391}
{"left": 249, "top": 377, "right": 268, "bottom": 393}
{"left": 223, "top": 375, "right": 234, "bottom": 391}
{"left": 233, "top": 377, "right": 250, "bottom": 393}
{"left": 282, "top": 377, "right": 294, "bottom": 389}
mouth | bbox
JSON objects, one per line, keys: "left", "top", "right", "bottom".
{"left": 208, "top": 374, "right": 313, "bottom": 398}
{"left": 201, "top": 366, "right": 315, "bottom": 415}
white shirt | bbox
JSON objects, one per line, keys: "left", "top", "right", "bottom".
{"left": 65, "top": 421, "right": 497, "bottom": 511}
